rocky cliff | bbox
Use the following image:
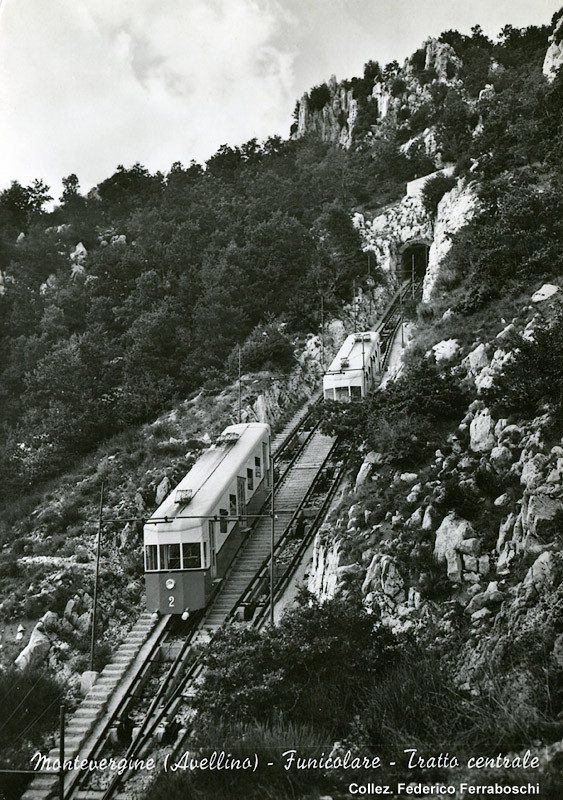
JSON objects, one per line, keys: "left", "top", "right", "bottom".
{"left": 307, "top": 285, "right": 563, "bottom": 757}
{"left": 294, "top": 37, "right": 461, "bottom": 150}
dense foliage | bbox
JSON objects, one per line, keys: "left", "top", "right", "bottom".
{"left": 0, "top": 138, "right": 428, "bottom": 508}
{"left": 487, "top": 311, "right": 563, "bottom": 427}
{"left": 323, "top": 358, "right": 468, "bottom": 464}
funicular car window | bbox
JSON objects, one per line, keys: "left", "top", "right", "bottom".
{"left": 229, "top": 494, "right": 237, "bottom": 516}
{"left": 182, "top": 542, "right": 201, "bottom": 569}
{"left": 247, "top": 467, "right": 254, "bottom": 490}
{"left": 255, "top": 456, "right": 261, "bottom": 478}
{"left": 159, "top": 543, "right": 181, "bottom": 570}
{"left": 350, "top": 385, "right": 362, "bottom": 399}
{"left": 145, "top": 545, "right": 158, "bottom": 571}
{"left": 335, "top": 386, "right": 349, "bottom": 400}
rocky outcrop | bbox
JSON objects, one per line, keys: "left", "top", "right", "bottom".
{"left": 308, "top": 527, "right": 341, "bottom": 602}
{"left": 296, "top": 75, "right": 357, "bottom": 148}
{"left": 15, "top": 621, "right": 51, "bottom": 670}
{"left": 353, "top": 193, "right": 433, "bottom": 278}
{"left": 422, "top": 179, "right": 480, "bottom": 301}
{"left": 543, "top": 15, "right": 563, "bottom": 82}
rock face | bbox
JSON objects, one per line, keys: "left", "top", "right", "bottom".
{"left": 308, "top": 528, "right": 341, "bottom": 602}
{"left": 543, "top": 16, "right": 563, "bottom": 82}
{"left": 362, "top": 554, "right": 405, "bottom": 603}
{"left": 353, "top": 193, "right": 433, "bottom": 278}
{"left": 469, "top": 409, "right": 495, "bottom": 452}
{"left": 434, "top": 512, "right": 476, "bottom": 562}
{"left": 296, "top": 75, "right": 357, "bottom": 148}
{"left": 15, "top": 622, "right": 51, "bottom": 670}
{"left": 294, "top": 37, "right": 461, "bottom": 150}
{"left": 422, "top": 180, "right": 480, "bottom": 301}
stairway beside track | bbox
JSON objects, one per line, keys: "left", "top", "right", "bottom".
{"left": 201, "top": 430, "right": 335, "bottom": 632}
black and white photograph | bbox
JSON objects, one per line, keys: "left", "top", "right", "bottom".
{"left": 1, "top": 1, "right": 563, "bottom": 798}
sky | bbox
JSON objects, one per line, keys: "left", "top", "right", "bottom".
{"left": 0, "top": 0, "right": 560, "bottom": 202}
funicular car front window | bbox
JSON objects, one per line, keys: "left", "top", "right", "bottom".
{"left": 182, "top": 543, "right": 201, "bottom": 569}
{"left": 159, "top": 543, "right": 181, "bottom": 570}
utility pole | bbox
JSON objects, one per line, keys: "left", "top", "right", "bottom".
{"left": 320, "top": 294, "right": 325, "bottom": 370}
{"left": 59, "top": 704, "right": 65, "bottom": 800}
{"left": 90, "top": 480, "right": 104, "bottom": 673}
{"left": 269, "top": 439, "right": 275, "bottom": 625}
{"left": 368, "top": 253, "right": 373, "bottom": 318}
{"left": 361, "top": 334, "right": 365, "bottom": 396}
{"left": 238, "top": 345, "right": 242, "bottom": 424}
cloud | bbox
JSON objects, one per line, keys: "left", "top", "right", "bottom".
{"left": 0, "top": 0, "right": 298, "bottom": 197}
{"left": 0, "top": 0, "right": 560, "bottom": 200}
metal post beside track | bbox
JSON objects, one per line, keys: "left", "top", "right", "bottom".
{"left": 59, "top": 704, "right": 65, "bottom": 800}
{"left": 90, "top": 480, "right": 104, "bottom": 673}
{"left": 269, "top": 438, "right": 275, "bottom": 625}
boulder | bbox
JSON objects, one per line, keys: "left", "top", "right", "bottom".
{"left": 464, "top": 343, "right": 489, "bottom": 375}
{"left": 475, "top": 369, "right": 494, "bottom": 393}
{"left": 520, "top": 454, "right": 548, "bottom": 491}
{"left": 471, "top": 607, "right": 492, "bottom": 623}
{"left": 40, "top": 611, "right": 59, "bottom": 633}
{"left": 434, "top": 512, "right": 476, "bottom": 562}
{"left": 478, "top": 555, "right": 490, "bottom": 575}
{"left": 446, "top": 551, "right": 463, "bottom": 582}
{"left": 523, "top": 551, "right": 559, "bottom": 595}
{"left": 155, "top": 476, "right": 173, "bottom": 505}
{"left": 80, "top": 670, "right": 99, "bottom": 696}
{"left": 431, "top": 338, "right": 460, "bottom": 363}
{"left": 457, "top": 538, "right": 481, "bottom": 556}
{"left": 497, "top": 542, "right": 516, "bottom": 574}
{"left": 463, "top": 555, "right": 478, "bottom": 572}
{"left": 531, "top": 283, "right": 560, "bottom": 302}
{"left": 523, "top": 494, "right": 563, "bottom": 541}
{"left": 15, "top": 624, "right": 50, "bottom": 671}
{"left": 355, "top": 460, "right": 373, "bottom": 490}
{"left": 75, "top": 611, "right": 91, "bottom": 636}
{"left": 422, "top": 504, "right": 441, "bottom": 532}
{"left": 490, "top": 445, "right": 513, "bottom": 471}
{"left": 406, "top": 506, "right": 424, "bottom": 529}
{"left": 470, "top": 409, "right": 495, "bottom": 452}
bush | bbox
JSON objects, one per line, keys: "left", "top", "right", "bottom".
{"left": 226, "top": 323, "right": 295, "bottom": 376}
{"left": 193, "top": 594, "right": 399, "bottom": 735}
{"left": 308, "top": 83, "right": 331, "bottom": 111}
{"left": 421, "top": 173, "right": 457, "bottom": 215}
{"left": 487, "top": 311, "right": 563, "bottom": 426}
{"left": 390, "top": 77, "right": 407, "bottom": 97}
{"left": 0, "top": 665, "right": 64, "bottom": 749}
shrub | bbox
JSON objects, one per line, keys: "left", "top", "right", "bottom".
{"left": 390, "top": 77, "right": 407, "bottom": 97}
{"left": 226, "top": 323, "right": 295, "bottom": 376}
{"left": 421, "top": 173, "right": 457, "bottom": 215}
{"left": 486, "top": 311, "right": 563, "bottom": 426}
{"left": 193, "top": 594, "right": 398, "bottom": 735}
{"left": 308, "top": 83, "right": 331, "bottom": 111}
{"left": 0, "top": 665, "right": 64, "bottom": 748}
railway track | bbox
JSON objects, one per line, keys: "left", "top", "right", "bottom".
{"left": 20, "top": 285, "right": 417, "bottom": 800}
{"left": 21, "top": 396, "right": 342, "bottom": 800}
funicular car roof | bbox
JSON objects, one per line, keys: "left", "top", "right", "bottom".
{"left": 145, "top": 423, "right": 269, "bottom": 534}
{"left": 324, "top": 332, "right": 379, "bottom": 380}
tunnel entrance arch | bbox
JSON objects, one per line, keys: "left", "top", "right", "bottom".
{"left": 398, "top": 240, "right": 431, "bottom": 283}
